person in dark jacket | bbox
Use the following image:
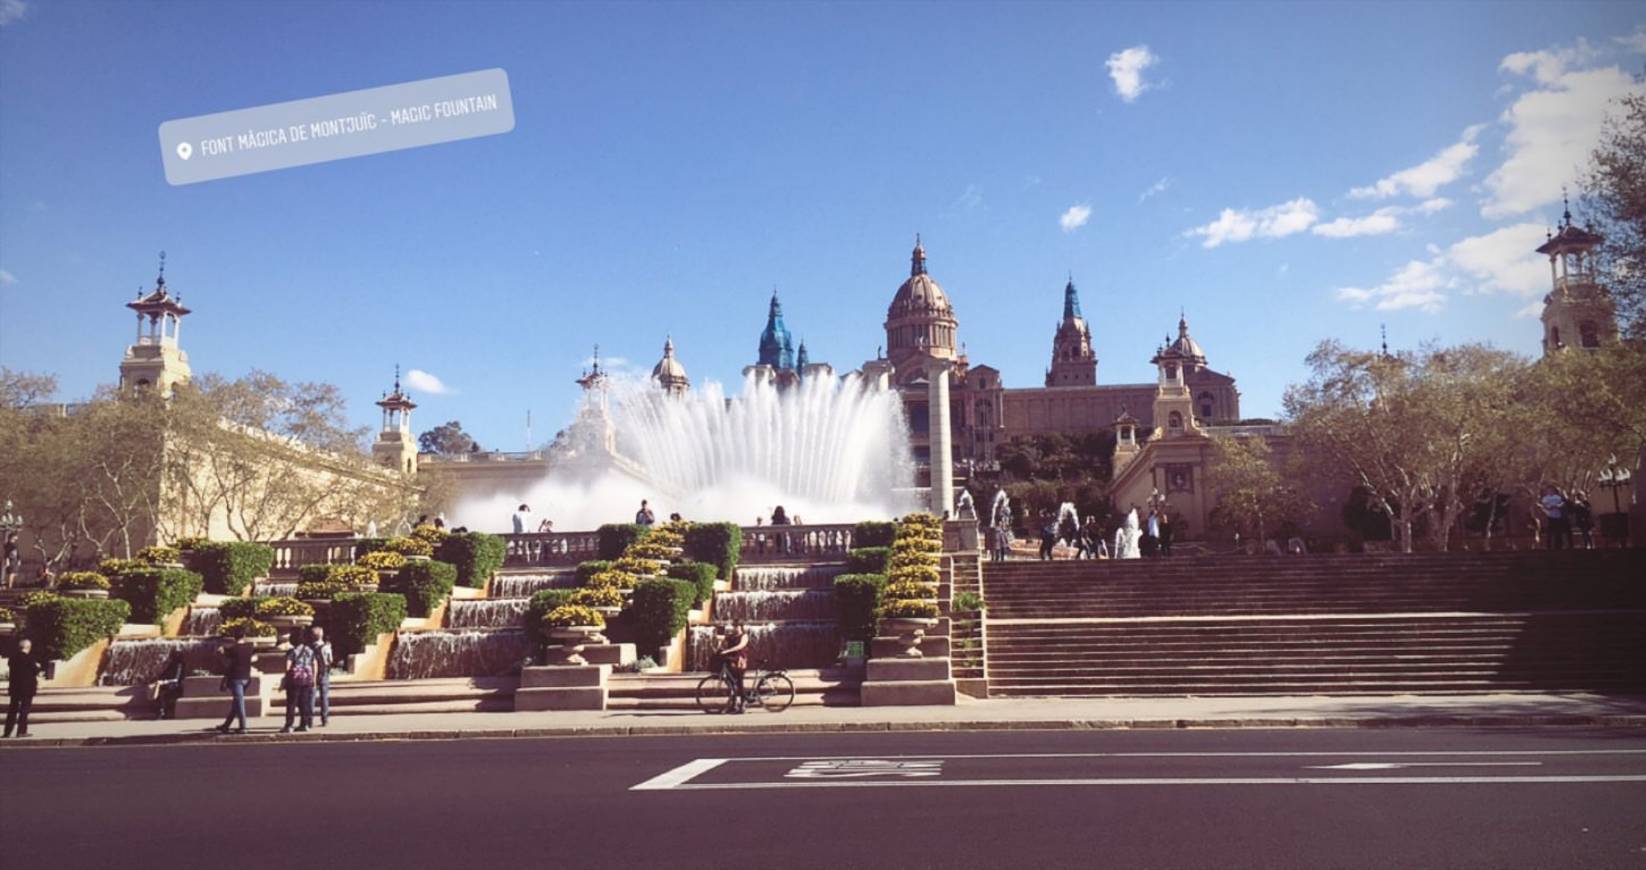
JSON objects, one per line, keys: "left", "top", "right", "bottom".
{"left": 154, "top": 650, "right": 186, "bottom": 720}
{"left": 5, "top": 637, "right": 44, "bottom": 738}
{"left": 215, "top": 629, "right": 256, "bottom": 734}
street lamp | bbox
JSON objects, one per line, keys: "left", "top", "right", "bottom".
{"left": 1597, "top": 456, "right": 1633, "bottom": 545}
{"left": 0, "top": 499, "right": 21, "bottom": 589}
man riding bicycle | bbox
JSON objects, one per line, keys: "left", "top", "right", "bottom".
{"left": 714, "top": 620, "right": 750, "bottom": 714}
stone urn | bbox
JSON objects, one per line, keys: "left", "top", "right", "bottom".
{"left": 61, "top": 587, "right": 109, "bottom": 600}
{"left": 881, "top": 617, "right": 939, "bottom": 658}
{"left": 265, "top": 614, "right": 314, "bottom": 632}
{"left": 545, "top": 625, "right": 607, "bottom": 665}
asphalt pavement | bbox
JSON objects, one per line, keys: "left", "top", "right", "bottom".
{"left": 3, "top": 727, "right": 1644, "bottom": 869}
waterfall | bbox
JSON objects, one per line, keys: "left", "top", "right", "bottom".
{"left": 101, "top": 638, "right": 229, "bottom": 685}
{"left": 253, "top": 581, "right": 298, "bottom": 598}
{"left": 386, "top": 630, "right": 533, "bottom": 680}
{"left": 447, "top": 599, "right": 530, "bottom": 629}
{"left": 181, "top": 606, "right": 222, "bottom": 637}
{"left": 713, "top": 590, "right": 836, "bottom": 622}
{"left": 489, "top": 572, "right": 576, "bottom": 599}
{"left": 734, "top": 565, "right": 842, "bottom": 591}
{"left": 689, "top": 622, "right": 841, "bottom": 671}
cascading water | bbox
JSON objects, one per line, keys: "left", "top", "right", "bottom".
{"left": 446, "top": 599, "right": 530, "bottom": 629}
{"left": 253, "top": 581, "right": 298, "bottom": 598}
{"left": 488, "top": 572, "right": 576, "bottom": 599}
{"left": 451, "top": 370, "right": 916, "bottom": 531}
{"left": 181, "top": 606, "right": 222, "bottom": 637}
{"left": 734, "top": 565, "right": 843, "bottom": 591}
{"left": 689, "top": 623, "right": 841, "bottom": 671}
{"left": 386, "top": 630, "right": 533, "bottom": 680}
{"left": 689, "top": 563, "right": 845, "bottom": 670}
{"left": 711, "top": 590, "right": 835, "bottom": 622}
{"left": 101, "top": 638, "right": 229, "bottom": 685}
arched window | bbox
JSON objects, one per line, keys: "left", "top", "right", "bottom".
{"left": 1550, "top": 326, "right": 1562, "bottom": 348}
{"left": 1165, "top": 363, "right": 1178, "bottom": 382}
{"left": 1168, "top": 411, "right": 1183, "bottom": 431}
{"left": 1580, "top": 321, "right": 1600, "bottom": 348}
{"left": 1198, "top": 391, "right": 1214, "bottom": 420}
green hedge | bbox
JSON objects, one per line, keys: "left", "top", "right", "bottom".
{"left": 524, "top": 588, "right": 577, "bottom": 647}
{"left": 627, "top": 578, "right": 697, "bottom": 655}
{"left": 575, "top": 560, "right": 614, "bottom": 585}
{"left": 852, "top": 521, "right": 897, "bottom": 549}
{"left": 353, "top": 537, "right": 389, "bottom": 558}
{"left": 111, "top": 568, "right": 204, "bottom": 625}
{"left": 683, "top": 522, "right": 742, "bottom": 580}
{"left": 184, "top": 541, "right": 274, "bottom": 596}
{"left": 846, "top": 547, "right": 891, "bottom": 575}
{"left": 25, "top": 596, "right": 132, "bottom": 660}
{"left": 666, "top": 561, "right": 717, "bottom": 605}
{"left": 435, "top": 532, "right": 507, "bottom": 588}
{"left": 384, "top": 559, "right": 457, "bottom": 618}
{"left": 597, "top": 524, "right": 651, "bottom": 561}
{"left": 833, "top": 573, "right": 887, "bottom": 644}
{"left": 323, "top": 592, "right": 407, "bottom": 659}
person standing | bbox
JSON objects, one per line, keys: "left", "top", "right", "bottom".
{"left": 1570, "top": 492, "right": 1595, "bottom": 550}
{"left": 770, "top": 506, "right": 791, "bottom": 554}
{"left": 280, "top": 630, "right": 316, "bottom": 734}
{"left": 308, "top": 626, "right": 334, "bottom": 727}
{"left": 1142, "top": 508, "right": 1161, "bottom": 558}
{"left": 635, "top": 500, "right": 657, "bottom": 526}
{"left": 512, "top": 504, "right": 531, "bottom": 535}
{"left": 1038, "top": 514, "right": 1056, "bottom": 561}
{"left": 4, "top": 637, "right": 43, "bottom": 738}
{"left": 1540, "top": 487, "right": 1569, "bottom": 551}
{"left": 1158, "top": 511, "right": 1174, "bottom": 557}
{"left": 215, "top": 629, "right": 255, "bottom": 734}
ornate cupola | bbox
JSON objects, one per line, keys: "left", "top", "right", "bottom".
{"left": 885, "top": 235, "right": 959, "bottom": 382}
{"left": 1150, "top": 314, "right": 1205, "bottom": 440}
{"left": 652, "top": 335, "right": 690, "bottom": 395}
{"left": 1537, "top": 195, "right": 1616, "bottom": 355}
{"left": 119, "top": 252, "right": 193, "bottom": 398}
{"left": 372, "top": 365, "right": 418, "bottom": 474}
{"left": 757, "top": 291, "right": 797, "bottom": 371}
{"left": 1046, "top": 275, "right": 1097, "bottom": 386}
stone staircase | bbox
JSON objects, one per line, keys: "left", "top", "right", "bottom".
{"left": 277, "top": 676, "right": 517, "bottom": 717}
{"left": 13, "top": 685, "right": 155, "bottom": 724}
{"left": 984, "top": 551, "right": 1646, "bottom": 697}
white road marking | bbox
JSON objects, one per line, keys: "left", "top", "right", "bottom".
{"left": 676, "top": 749, "right": 1646, "bottom": 763}
{"left": 787, "top": 759, "right": 944, "bottom": 779}
{"left": 1308, "top": 762, "right": 1545, "bottom": 770}
{"left": 630, "top": 757, "right": 728, "bottom": 791}
{"left": 653, "top": 775, "right": 1646, "bottom": 791}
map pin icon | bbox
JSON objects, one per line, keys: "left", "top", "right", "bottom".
{"left": 176, "top": 142, "right": 193, "bottom": 161}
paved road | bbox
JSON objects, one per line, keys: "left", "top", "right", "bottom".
{"left": 4, "top": 728, "right": 1644, "bottom": 869}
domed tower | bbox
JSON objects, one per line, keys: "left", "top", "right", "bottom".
{"left": 885, "top": 235, "right": 958, "bottom": 381}
{"left": 1045, "top": 276, "right": 1096, "bottom": 386}
{"left": 119, "top": 252, "right": 192, "bottom": 399}
{"left": 652, "top": 335, "right": 690, "bottom": 395}
{"left": 1537, "top": 198, "right": 1616, "bottom": 355}
{"left": 757, "top": 290, "right": 796, "bottom": 371}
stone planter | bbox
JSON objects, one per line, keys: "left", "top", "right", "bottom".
{"left": 881, "top": 617, "right": 939, "bottom": 658}
{"left": 349, "top": 583, "right": 380, "bottom": 594}
{"left": 155, "top": 561, "right": 186, "bottom": 571}
{"left": 403, "top": 554, "right": 431, "bottom": 563}
{"left": 375, "top": 569, "right": 400, "bottom": 585}
{"left": 0, "top": 622, "right": 14, "bottom": 637}
{"left": 545, "top": 625, "right": 607, "bottom": 665}
{"left": 300, "top": 599, "right": 331, "bottom": 611}
{"left": 61, "top": 588, "right": 109, "bottom": 599}
{"left": 264, "top": 614, "right": 314, "bottom": 632}
{"left": 593, "top": 605, "right": 622, "bottom": 619}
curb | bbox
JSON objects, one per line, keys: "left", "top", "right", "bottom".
{"left": 4, "top": 714, "right": 1645, "bottom": 749}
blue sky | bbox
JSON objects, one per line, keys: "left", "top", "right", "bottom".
{"left": 2, "top": 1, "right": 1642, "bottom": 448}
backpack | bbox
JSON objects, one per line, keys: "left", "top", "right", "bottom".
{"left": 287, "top": 648, "right": 315, "bottom": 687}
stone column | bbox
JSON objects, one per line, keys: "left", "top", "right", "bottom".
{"left": 926, "top": 359, "right": 954, "bottom": 517}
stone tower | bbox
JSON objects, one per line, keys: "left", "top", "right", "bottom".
{"left": 372, "top": 366, "right": 418, "bottom": 475}
{"left": 652, "top": 335, "right": 690, "bottom": 395}
{"left": 1149, "top": 317, "right": 1206, "bottom": 441}
{"left": 884, "top": 235, "right": 959, "bottom": 378}
{"left": 757, "top": 290, "right": 796, "bottom": 371}
{"left": 1045, "top": 276, "right": 1097, "bottom": 386}
{"left": 119, "top": 253, "right": 192, "bottom": 398}
{"left": 1537, "top": 199, "right": 1617, "bottom": 355}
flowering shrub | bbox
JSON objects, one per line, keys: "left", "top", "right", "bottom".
{"left": 882, "top": 580, "right": 937, "bottom": 600}
{"left": 98, "top": 558, "right": 147, "bottom": 578}
{"left": 888, "top": 564, "right": 940, "bottom": 586}
{"left": 628, "top": 542, "right": 676, "bottom": 562}
{"left": 568, "top": 586, "right": 625, "bottom": 608}
{"left": 357, "top": 550, "right": 408, "bottom": 572}
{"left": 384, "top": 536, "right": 434, "bottom": 558}
{"left": 296, "top": 580, "right": 350, "bottom": 600}
{"left": 331, "top": 565, "right": 380, "bottom": 588}
{"left": 411, "top": 524, "right": 449, "bottom": 545}
{"left": 220, "top": 616, "right": 277, "bottom": 638}
{"left": 256, "top": 597, "right": 315, "bottom": 617}
{"left": 542, "top": 604, "right": 605, "bottom": 629}
{"left": 0, "top": 606, "right": 13, "bottom": 623}
{"left": 58, "top": 571, "right": 111, "bottom": 591}
{"left": 21, "top": 590, "right": 58, "bottom": 608}
{"left": 586, "top": 569, "right": 637, "bottom": 590}
{"left": 889, "top": 551, "right": 939, "bottom": 571}
{"left": 612, "top": 556, "right": 662, "bottom": 577}
{"left": 137, "top": 545, "right": 182, "bottom": 565}
{"left": 878, "top": 599, "right": 938, "bottom": 619}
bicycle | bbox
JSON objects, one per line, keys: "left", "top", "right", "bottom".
{"left": 696, "top": 658, "right": 795, "bottom": 714}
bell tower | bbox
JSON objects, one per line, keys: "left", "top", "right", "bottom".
{"left": 1046, "top": 276, "right": 1097, "bottom": 386}
{"left": 1537, "top": 196, "right": 1616, "bottom": 355}
{"left": 1150, "top": 328, "right": 1201, "bottom": 441}
{"left": 373, "top": 366, "right": 418, "bottom": 475}
{"left": 119, "top": 252, "right": 193, "bottom": 398}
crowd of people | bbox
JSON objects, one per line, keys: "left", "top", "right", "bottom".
{"left": 201, "top": 623, "right": 333, "bottom": 735}
{"left": 1538, "top": 486, "right": 1598, "bottom": 550}
{"left": 984, "top": 493, "right": 1177, "bottom": 563}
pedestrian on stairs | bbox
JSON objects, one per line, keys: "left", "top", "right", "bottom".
{"left": 1038, "top": 514, "right": 1056, "bottom": 561}
{"left": 308, "top": 626, "right": 333, "bottom": 727}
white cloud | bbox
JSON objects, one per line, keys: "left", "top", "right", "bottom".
{"left": 0, "top": 268, "right": 15, "bottom": 285}
{"left": 1138, "top": 176, "right": 1172, "bottom": 203}
{"left": 1185, "top": 197, "right": 1319, "bottom": 248}
{"left": 1350, "top": 125, "right": 1484, "bottom": 200}
{"left": 1334, "top": 257, "right": 1452, "bottom": 313}
{"left": 1312, "top": 207, "right": 1404, "bottom": 238}
{"left": 1059, "top": 203, "right": 1092, "bottom": 232}
{"left": 405, "top": 369, "right": 453, "bottom": 395}
{"left": 1446, "top": 222, "right": 1550, "bottom": 296}
{"left": 1482, "top": 44, "right": 1643, "bottom": 219}
{"left": 1106, "top": 45, "right": 1158, "bottom": 103}
{"left": 1415, "top": 197, "right": 1453, "bottom": 214}
{"left": 1618, "top": 27, "right": 1646, "bottom": 55}
{"left": 0, "top": 0, "right": 27, "bottom": 27}
{"left": 949, "top": 183, "right": 983, "bottom": 213}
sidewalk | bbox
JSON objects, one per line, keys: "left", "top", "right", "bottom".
{"left": 5, "top": 693, "right": 1646, "bottom": 748}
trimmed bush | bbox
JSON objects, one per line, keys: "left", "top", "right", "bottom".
{"left": 324, "top": 592, "right": 407, "bottom": 659}
{"left": 542, "top": 605, "right": 605, "bottom": 629}
{"left": 219, "top": 616, "right": 277, "bottom": 638}
{"left": 879, "top": 599, "right": 939, "bottom": 619}
{"left": 852, "top": 521, "right": 897, "bottom": 549}
{"left": 586, "top": 570, "right": 637, "bottom": 590}
{"left": 298, "top": 564, "right": 378, "bottom": 588}
{"left": 574, "top": 560, "right": 613, "bottom": 585}
{"left": 25, "top": 596, "right": 131, "bottom": 660}
{"left": 0, "top": 606, "right": 12, "bottom": 623}
{"left": 296, "top": 580, "right": 349, "bottom": 600}
{"left": 524, "top": 589, "right": 577, "bottom": 646}
{"left": 682, "top": 522, "right": 741, "bottom": 579}
{"left": 611, "top": 556, "right": 662, "bottom": 577}
{"left": 883, "top": 580, "right": 937, "bottom": 600}
{"left": 666, "top": 560, "right": 717, "bottom": 605}
{"left": 435, "top": 532, "right": 507, "bottom": 588}
{"left": 384, "top": 536, "right": 434, "bottom": 558}
{"left": 411, "top": 524, "right": 448, "bottom": 545}
{"left": 136, "top": 545, "right": 182, "bottom": 565}
{"left": 628, "top": 578, "right": 696, "bottom": 654}
{"left": 57, "top": 571, "right": 111, "bottom": 591}
{"left": 98, "top": 558, "right": 146, "bottom": 577}
{"left": 833, "top": 573, "right": 887, "bottom": 644}
{"left": 845, "top": 547, "right": 891, "bottom": 575}
{"left": 383, "top": 559, "right": 457, "bottom": 618}
{"left": 357, "top": 550, "right": 407, "bottom": 572}
{"left": 569, "top": 586, "right": 624, "bottom": 608}
{"left": 222, "top": 596, "right": 313, "bottom": 620}
{"left": 111, "top": 567, "right": 204, "bottom": 624}
{"left": 888, "top": 564, "right": 941, "bottom": 586}
{"left": 298, "top": 564, "right": 335, "bottom": 584}
{"left": 185, "top": 541, "right": 274, "bottom": 597}
{"left": 353, "top": 537, "right": 390, "bottom": 559}
{"left": 597, "top": 524, "right": 651, "bottom": 561}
